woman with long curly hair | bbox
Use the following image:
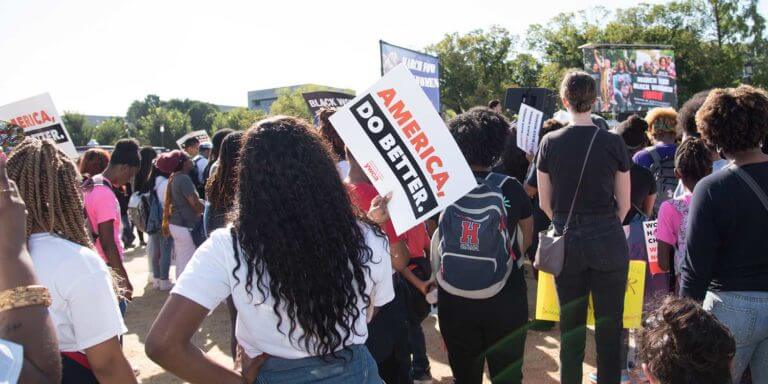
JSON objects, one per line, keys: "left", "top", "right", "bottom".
{"left": 204, "top": 131, "right": 240, "bottom": 235}
{"left": 146, "top": 117, "right": 394, "bottom": 383}
{"left": 7, "top": 138, "right": 136, "bottom": 383}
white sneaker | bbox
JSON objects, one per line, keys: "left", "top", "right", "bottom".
{"left": 151, "top": 278, "right": 160, "bottom": 289}
{"left": 158, "top": 280, "right": 173, "bottom": 291}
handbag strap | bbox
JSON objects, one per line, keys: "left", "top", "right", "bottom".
{"left": 729, "top": 164, "right": 768, "bottom": 213}
{"left": 563, "top": 127, "right": 600, "bottom": 232}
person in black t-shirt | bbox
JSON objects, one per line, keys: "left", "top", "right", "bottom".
{"left": 537, "top": 71, "right": 631, "bottom": 384}
{"left": 614, "top": 115, "right": 656, "bottom": 225}
{"left": 681, "top": 85, "right": 768, "bottom": 383}
{"left": 439, "top": 107, "right": 533, "bottom": 384}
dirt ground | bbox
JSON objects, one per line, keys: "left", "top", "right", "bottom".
{"left": 121, "top": 246, "right": 597, "bottom": 383}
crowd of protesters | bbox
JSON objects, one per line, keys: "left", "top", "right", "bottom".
{"left": 1, "top": 69, "right": 767, "bottom": 384}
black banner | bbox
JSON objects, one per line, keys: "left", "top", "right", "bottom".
{"left": 302, "top": 91, "right": 355, "bottom": 122}
{"left": 350, "top": 94, "right": 437, "bottom": 219}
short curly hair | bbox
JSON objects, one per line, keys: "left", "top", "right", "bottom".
{"left": 638, "top": 297, "right": 735, "bottom": 384}
{"left": 560, "top": 71, "right": 597, "bottom": 113}
{"left": 676, "top": 90, "right": 710, "bottom": 138}
{"left": 448, "top": 107, "right": 509, "bottom": 167}
{"left": 696, "top": 85, "right": 768, "bottom": 154}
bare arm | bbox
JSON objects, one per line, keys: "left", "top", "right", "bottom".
{"left": 614, "top": 171, "right": 631, "bottom": 221}
{"left": 657, "top": 240, "right": 674, "bottom": 272}
{"left": 98, "top": 221, "right": 132, "bottom": 300}
{"left": 519, "top": 216, "right": 534, "bottom": 254}
{"left": 643, "top": 193, "right": 657, "bottom": 218}
{"left": 146, "top": 294, "right": 245, "bottom": 384}
{"left": 524, "top": 183, "right": 538, "bottom": 199}
{"left": 85, "top": 337, "right": 137, "bottom": 384}
{"left": 185, "top": 194, "right": 205, "bottom": 215}
{"left": 0, "top": 157, "right": 61, "bottom": 383}
{"left": 537, "top": 170, "right": 553, "bottom": 220}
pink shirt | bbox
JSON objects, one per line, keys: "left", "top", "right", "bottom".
{"left": 655, "top": 194, "right": 691, "bottom": 274}
{"left": 83, "top": 176, "right": 123, "bottom": 262}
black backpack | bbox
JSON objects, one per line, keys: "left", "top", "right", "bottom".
{"left": 648, "top": 147, "right": 676, "bottom": 217}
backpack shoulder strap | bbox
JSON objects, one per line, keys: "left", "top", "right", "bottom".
{"left": 484, "top": 172, "right": 511, "bottom": 189}
{"left": 648, "top": 147, "right": 662, "bottom": 168}
{"left": 729, "top": 165, "right": 768, "bottom": 214}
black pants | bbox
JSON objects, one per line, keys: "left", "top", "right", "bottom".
{"left": 438, "top": 268, "right": 528, "bottom": 384}
{"left": 366, "top": 275, "right": 412, "bottom": 384}
{"left": 553, "top": 213, "right": 629, "bottom": 384}
{"left": 405, "top": 258, "right": 432, "bottom": 377}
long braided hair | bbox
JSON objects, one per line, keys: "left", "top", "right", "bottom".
{"left": 675, "top": 138, "right": 713, "bottom": 189}
{"left": 6, "top": 138, "right": 92, "bottom": 247}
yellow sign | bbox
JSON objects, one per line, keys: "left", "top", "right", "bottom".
{"left": 535, "top": 260, "right": 646, "bottom": 329}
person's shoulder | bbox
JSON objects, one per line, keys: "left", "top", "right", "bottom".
{"left": 30, "top": 235, "right": 107, "bottom": 275}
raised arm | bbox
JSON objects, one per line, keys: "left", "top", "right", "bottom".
{"left": 614, "top": 171, "right": 631, "bottom": 221}
{"left": 537, "top": 170, "right": 554, "bottom": 220}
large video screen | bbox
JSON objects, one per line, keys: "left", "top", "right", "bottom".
{"left": 583, "top": 47, "right": 677, "bottom": 113}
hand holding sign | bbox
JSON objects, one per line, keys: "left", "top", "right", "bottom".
{"left": 330, "top": 64, "right": 474, "bottom": 234}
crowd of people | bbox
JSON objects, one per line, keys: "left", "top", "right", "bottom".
{"left": 1, "top": 69, "right": 767, "bottom": 384}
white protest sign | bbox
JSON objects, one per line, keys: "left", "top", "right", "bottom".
{"left": 176, "top": 130, "right": 211, "bottom": 149}
{"left": 330, "top": 63, "right": 475, "bottom": 235}
{"left": 516, "top": 103, "right": 544, "bottom": 155}
{"left": 0, "top": 93, "right": 77, "bottom": 158}
{"left": 643, "top": 220, "right": 664, "bottom": 274}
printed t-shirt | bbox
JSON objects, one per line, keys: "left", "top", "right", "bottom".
{"left": 28, "top": 233, "right": 126, "bottom": 352}
{"left": 173, "top": 225, "right": 394, "bottom": 359}
{"left": 169, "top": 173, "right": 200, "bottom": 228}
{"left": 656, "top": 194, "right": 692, "bottom": 275}
{"left": 83, "top": 175, "right": 123, "bottom": 262}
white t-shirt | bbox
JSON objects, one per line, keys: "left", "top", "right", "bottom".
{"left": 156, "top": 175, "right": 169, "bottom": 202}
{"left": 27, "top": 233, "right": 126, "bottom": 353}
{"left": 337, "top": 160, "right": 350, "bottom": 180}
{"left": 0, "top": 339, "right": 22, "bottom": 384}
{"left": 172, "top": 224, "right": 394, "bottom": 359}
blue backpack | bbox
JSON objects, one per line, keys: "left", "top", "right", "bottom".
{"left": 128, "top": 188, "right": 163, "bottom": 235}
{"left": 435, "top": 173, "right": 517, "bottom": 299}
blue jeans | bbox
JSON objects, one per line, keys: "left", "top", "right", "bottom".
{"left": 147, "top": 233, "right": 173, "bottom": 280}
{"left": 254, "top": 345, "right": 381, "bottom": 384}
{"left": 121, "top": 213, "right": 135, "bottom": 247}
{"left": 704, "top": 291, "right": 768, "bottom": 383}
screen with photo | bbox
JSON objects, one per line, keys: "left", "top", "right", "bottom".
{"left": 583, "top": 47, "right": 677, "bottom": 113}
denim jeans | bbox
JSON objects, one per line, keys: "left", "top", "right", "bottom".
{"left": 147, "top": 233, "right": 173, "bottom": 280}
{"left": 553, "top": 213, "right": 629, "bottom": 384}
{"left": 254, "top": 345, "right": 381, "bottom": 384}
{"left": 120, "top": 213, "right": 135, "bottom": 248}
{"left": 703, "top": 290, "right": 768, "bottom": 383}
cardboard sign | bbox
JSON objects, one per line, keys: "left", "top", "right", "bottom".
{"left": 516, "top": 103, "right": 544, "bottom": 154}
{"left": 643, "top": 220, "right": 664, "bottom": 275}
{"left": 330, "top": 63, "right": 475, "bottom": 235}
{"left": 176, "top": 130, "right": 211, "bottom": 149}
{"left": 535, "top": 260, "right": 647, "bottom": 329}
{"left": 302, "top": 91, "right": 355, "bottom": 122}
{"left": 0, "top": 93, "right": 77, "bottom": 158}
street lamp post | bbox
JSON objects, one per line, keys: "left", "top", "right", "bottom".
{"left": 160, "top": 124, "right": 165, "bottom": 149}
{"left": 743, "top": 61, "right": 754, "bottom": 84}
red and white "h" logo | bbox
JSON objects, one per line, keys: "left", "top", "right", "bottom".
{"left": 460, "top": 221, "right": 480, "bottom": 251}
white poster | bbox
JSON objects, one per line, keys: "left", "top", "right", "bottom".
{"left": 330, "top": 63, "right": 475, "bottom": 235}
{"left": 516, "top": 103, "right": 544, "bottom": 155}
{"left": 0, "top": 93, "right": 77, "bottom": 158}
{"left": 643, "top": 220, "right": 658, "bottom": 265}
{"left": 176, "top": 130, "right": 211, "bottom": 149}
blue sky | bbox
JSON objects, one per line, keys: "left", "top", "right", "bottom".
{"left": 1, "top": 0, "right": 764, "bottom": 116}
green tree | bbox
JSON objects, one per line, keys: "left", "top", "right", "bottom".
{"left": 126, "top": 94, "right": 161, "bottom": 125}
{"left": 136, "top": 108, "right": 191, "bottom": 147}
{"left": 269, "top": 85, "right": 352, "bottom": 122}
{"left": 62, "top": 112, "right": 94, "bottom": 146}
{"left": 427, "top": 26, "right": 522, "bottom": 113}
{"left": 212, "top": 108, "right": 266, "bottom": 131}
{"left": 92, "top": 118, "right": 129, "bottom": 146}
{"left": 164, "top": 99, "right": 219, "bottom": 133}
